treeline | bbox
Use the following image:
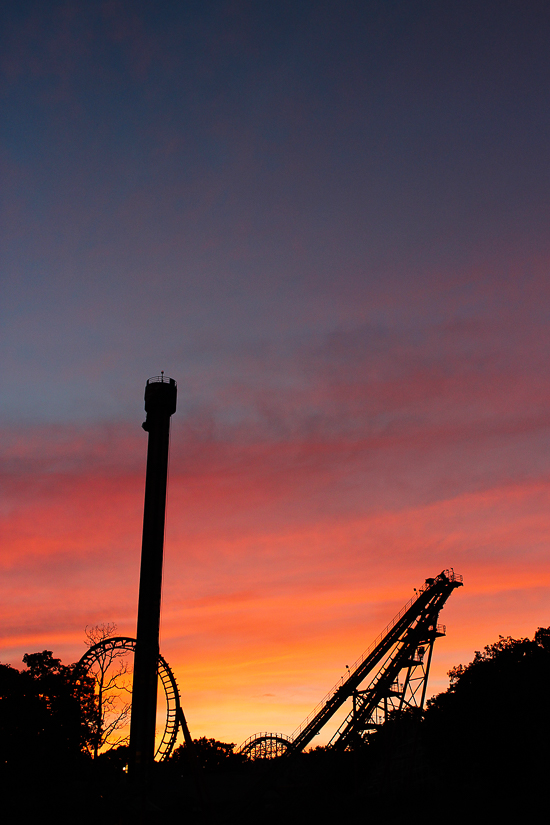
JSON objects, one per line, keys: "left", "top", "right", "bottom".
{"left": 2, "top": 627, "right": 549, "bottom": 822}
{"left": 420, "top": 626, "right": 550, "bottom": 786}
{"left": 0, "top": 650, "right": 96, "bottom": 772}
{"left": 359, "top": 626, "right": 550, "bottom": 821}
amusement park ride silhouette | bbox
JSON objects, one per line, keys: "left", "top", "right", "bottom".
{"left": 238, "top": 568, "right": 463, "bottom": 758}
{"left": 73, "top": 378, "right": 464, "bottom": 765}
{"left": 74, "top": 569, "right": 463, "bottom": 761}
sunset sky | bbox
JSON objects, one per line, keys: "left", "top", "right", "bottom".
{"left": 2, "top": 0, "right": 550, "bottom": 746}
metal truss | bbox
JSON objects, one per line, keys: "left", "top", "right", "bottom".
{"left": 238, "top": 570, "right": 463, "bottom": 758}
{"left": 239, "top": 733, "right": 293, "bottom": 759}
{"left": 328, "top": 622, "right": 445, "bottom": 750}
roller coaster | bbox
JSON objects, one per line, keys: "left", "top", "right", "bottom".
{"left": 73, "top": 570, "right": 462, "bottom": 762}
{"left": 73, "top": 636, "right": 193, "bottom": 761}
{"left": 239, "top": 569, "right": 463, "bottom": 758}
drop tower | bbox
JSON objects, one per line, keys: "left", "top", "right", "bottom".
{"left": 129, "top": 373, "right": 177, "bottom": 778}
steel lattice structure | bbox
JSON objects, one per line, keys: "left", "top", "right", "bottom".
{"left": 74, "top": 636, "right": 191, "bottom": 761}
{"left": 239, "top": 733, "right": 293, "bottom": 759}
{"left": 239, "top": 570, "right": 463, "bottom": 758}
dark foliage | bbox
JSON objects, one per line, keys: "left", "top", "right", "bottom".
{"left": 2, "top": 630, "right": 549, "bottom": 823}
{"left": 0, "top": 650, "right": 95, "bottom": 775}
{"left": 352, "top": 626, "right": 550, "bottom": 823}
{"left": 423, "top": 625, "right": 550, "bottom": 787}
{"left": 169, "top": 736, "right": 249, "bottom": 772}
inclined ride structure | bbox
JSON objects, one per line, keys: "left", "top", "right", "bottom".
{"left": 239, "top": 569, "right": 463, "bottom": 758}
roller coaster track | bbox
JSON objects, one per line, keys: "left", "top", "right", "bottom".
{"left": 74, "top": 636, "right": 192, "bottom": 761}
{"left": 239, "top": 570, "right": 462, "bottom": 757}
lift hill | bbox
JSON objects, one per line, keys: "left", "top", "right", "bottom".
{"left": 239, "top": 569, "right": 463, "bottom": 758}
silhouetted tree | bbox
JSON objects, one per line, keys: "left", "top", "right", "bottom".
{"left": 170, "top": 737, "right": 248, "bottom": 772}
{"left": 0, "top": 650, "right": 95, "bottom": 775}
{"left": 84, "top": 624, "right": 132, "bottom": 757}
{"left": 422, "top": 626, "right": 550, "bottom": 791}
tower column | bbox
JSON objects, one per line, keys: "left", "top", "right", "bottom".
{"left": 129, "top": 374, "right": 177, "bottom": 778}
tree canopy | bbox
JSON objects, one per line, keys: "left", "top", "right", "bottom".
{"left": 0, "top": 650, "right": 95, "bottom": 775}
{"left": 2, "top": 625, "right": 549, "bottom": 825}
{"left": 169, "top": 737, "right": 249, "bottom": 772}
{"left": 421, "top": 626, "right": 550, "bottom": 789}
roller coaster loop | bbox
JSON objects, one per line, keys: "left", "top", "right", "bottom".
{"left": 73, "top": 636, "right": 191, "bottom": 761}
